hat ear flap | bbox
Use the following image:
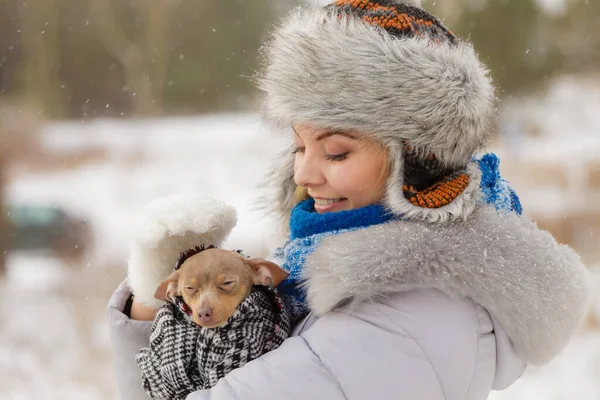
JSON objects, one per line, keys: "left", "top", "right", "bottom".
{"left": 401, "top": 143, "right": 470, "bottom": 209}
{"left": 380, "top": 139, "right": 481, "bottom": 222}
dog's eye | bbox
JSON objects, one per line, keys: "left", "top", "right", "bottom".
{"left": 219, "top": 281, "right": 234, "bottom": 290}
{"left": 184, "top": 286, "right": 197, "bottom": 291}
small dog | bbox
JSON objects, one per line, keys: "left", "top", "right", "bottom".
{"left": 154, "top": 246, "right": 289, "bottom": 328}
{"left": 137, "top": 246, "right": 291, "bottom": 396}
{"left": 132, "top": 195, "right": 292, "bottom": 396}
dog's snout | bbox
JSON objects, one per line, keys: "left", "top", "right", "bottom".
{"left": 198, "top": 307, "right": 213, "bottom": 323}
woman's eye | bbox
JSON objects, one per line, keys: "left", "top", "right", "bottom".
{"left": 292, "top": 147, "right": 305, "bottom": 155}
{"left": 326, "top": 152, "right": 349, "bottom": 162}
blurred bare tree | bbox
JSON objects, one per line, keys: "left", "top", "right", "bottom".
{"left": 20, "top": 0, "right": 64, "bottom": 117}
{"left": 0, "top": 0, "right": 275, "bottom": 118}
{"left": 553, "top": 0, "right": 600, "bottom": 73}
{"left": 89, "top": 0, "right": 181, "bottom": 116}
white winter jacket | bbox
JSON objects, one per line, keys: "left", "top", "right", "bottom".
{"left": 108, "top": 205, "right": 589, "bottom": 399}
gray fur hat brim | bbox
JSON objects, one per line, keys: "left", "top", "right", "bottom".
{"left": 259, "top": 6, "right": 496, "bottom": 169}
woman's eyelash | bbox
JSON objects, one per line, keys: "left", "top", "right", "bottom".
{"left": 292, "top": 148, "right": 348, "bottom": 161}
{"left": 326, "top": 153, "right": 349, "bottom": 162}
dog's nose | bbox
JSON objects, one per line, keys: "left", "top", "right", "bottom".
{"left": 197, "top": 307, "right": 213, "bottom": 323}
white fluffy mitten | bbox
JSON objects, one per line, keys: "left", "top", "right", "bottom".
{"left": 127, "top": 194, "right": 237, "bottom": 308}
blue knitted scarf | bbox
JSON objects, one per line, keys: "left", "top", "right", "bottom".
{"left": 274, "top": 153, "right": 522, "bottom": 324}
{"left": 274, "top": 198, "right": 397, "bottom": 322}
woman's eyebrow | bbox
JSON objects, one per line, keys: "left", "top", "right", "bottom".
{"left": 315, "top": 130, "right": 357, "bottom": 141}
{"left": 291, "top": 126, "right": 356, "bottom": 141}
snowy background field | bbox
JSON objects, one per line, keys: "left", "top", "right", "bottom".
{"left": 1, "top": 79, "right": 600, "bottom": 399}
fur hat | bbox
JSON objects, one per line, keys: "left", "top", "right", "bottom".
{"left": 258, "top": 0, "right": 495, "bottom": 228}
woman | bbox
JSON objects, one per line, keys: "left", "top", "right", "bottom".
{"left": 108, "top": 1, "right": 590, "bottom": 398}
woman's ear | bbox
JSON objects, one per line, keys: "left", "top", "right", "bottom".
{"left": 154, "top": 270, "right": 180, "bottom": 302}
{"left": 246, "top": 258, "right": 289, "bottom": 288}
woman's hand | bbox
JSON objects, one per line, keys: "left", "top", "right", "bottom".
{"left": 130, "top": 297, "right": 158, "bottom": 321}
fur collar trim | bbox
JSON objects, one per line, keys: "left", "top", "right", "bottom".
{"left": 303, "top": 205, "right": 590, "bottom": 365}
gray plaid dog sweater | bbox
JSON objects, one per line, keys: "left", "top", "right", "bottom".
{"left": 136, "top": 286, "right": 290, "bottom": 400}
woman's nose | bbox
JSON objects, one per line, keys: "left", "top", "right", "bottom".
{"left": 294, "top": 155, "right": 325, "bottom": 188}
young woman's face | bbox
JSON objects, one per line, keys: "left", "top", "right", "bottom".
{"left": 292, "top": 123, "right": 387, "bottom": 214}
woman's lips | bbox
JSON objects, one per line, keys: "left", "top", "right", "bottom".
{"left": 313, "top": 198, "right": 347, "bottom": 213}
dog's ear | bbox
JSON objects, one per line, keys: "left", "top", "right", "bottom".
{"left": 154, "top": 270, "right": 180, "bottom": 302}
{"left": 246, "top": 258, "right": 289, "bottom": 288}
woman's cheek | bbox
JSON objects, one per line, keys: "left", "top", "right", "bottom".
{"left": 330, "top": 165, "right": 356, "bottom": 189}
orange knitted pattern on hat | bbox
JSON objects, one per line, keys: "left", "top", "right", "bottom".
{"left": 402, "top": 173, "right": 470, "bottom": 208}
{"left": 333, "top": 0, "right": 454, "bottom": 40}
{"left": 401, "top": 142, "right": 470, "bottom": 209}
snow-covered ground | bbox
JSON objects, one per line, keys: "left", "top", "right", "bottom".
{"left": 1, "top": 107, "right": 598, "bottom": 399}
{"left": 0, "top": 252, "right": 121, "bottom": 399}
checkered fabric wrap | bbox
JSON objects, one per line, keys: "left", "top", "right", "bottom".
{"left": 136, "top": 286, "right": 290, "bottom": 400}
